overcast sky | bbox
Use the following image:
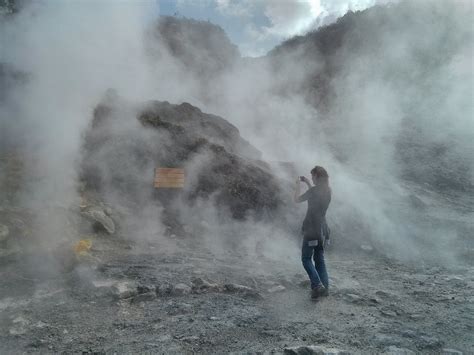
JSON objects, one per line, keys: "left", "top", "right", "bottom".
{"left": 158, "top": 0, "right": 395, "bottom": 57}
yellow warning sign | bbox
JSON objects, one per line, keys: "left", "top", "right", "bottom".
{"left": 154, "top": 168, "right": 185, "bottom": 189}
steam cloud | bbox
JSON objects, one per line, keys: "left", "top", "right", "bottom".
{"left": 0, "top": 0, "right": 472, "bottom": 266}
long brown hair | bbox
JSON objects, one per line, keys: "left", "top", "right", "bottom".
{"left": 311, "top": 166, "right": 329, "bottom": 186}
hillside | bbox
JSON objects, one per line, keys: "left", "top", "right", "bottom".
{"left": 267, "top": 1, "right": 473, "bottom": 196}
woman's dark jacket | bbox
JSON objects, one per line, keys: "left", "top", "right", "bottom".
{"left": 297, "top": 184, "right": 331, "bottom": 242}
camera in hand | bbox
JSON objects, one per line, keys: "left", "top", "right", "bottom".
{"left": 299, "top": 176, "right": 305, "bottom": 181}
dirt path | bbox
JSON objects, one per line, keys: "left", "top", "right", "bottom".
{"left": 0, "top": 238, "right": 472, "bottom": 354}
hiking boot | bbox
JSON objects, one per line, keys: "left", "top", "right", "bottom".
{"left": 311, "top": 285, "right": 327, "bottom": 299}
{"left": 320, "top": 286, "right": 329, "bottom": 297}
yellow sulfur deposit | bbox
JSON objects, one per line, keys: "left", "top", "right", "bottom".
{"left": 74, "top": 239, "right": 92, "bottom": 256}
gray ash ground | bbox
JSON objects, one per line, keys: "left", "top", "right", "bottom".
{"left": 0, "top": 234, "right": 472, "bottom": 354}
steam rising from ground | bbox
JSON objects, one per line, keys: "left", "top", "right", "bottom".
{"left": 0, "top": 0, "right": 472, "bottom": 267}
{"left": 1, "top": 1, "right": 160, "bottom": 245}
{"left": 208, "top": 1, "right": 474, "bottom": 263}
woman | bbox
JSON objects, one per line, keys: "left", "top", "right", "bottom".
{"left": 294, "top": 166, "right": 331, "bottom": 299}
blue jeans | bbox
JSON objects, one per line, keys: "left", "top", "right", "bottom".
{"left": 301, "top": 240, "right": 329, "bottom": 289}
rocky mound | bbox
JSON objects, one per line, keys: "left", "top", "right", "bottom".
{"left": 80, "top": 91, "right": 285, "bottom": 221}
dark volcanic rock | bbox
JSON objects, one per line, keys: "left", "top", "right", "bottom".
{"left": 80, "top": 93, "right": 284, "bottom": 221}
{"left": 138, "top": 100, "right": 261, "bottom": 160}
